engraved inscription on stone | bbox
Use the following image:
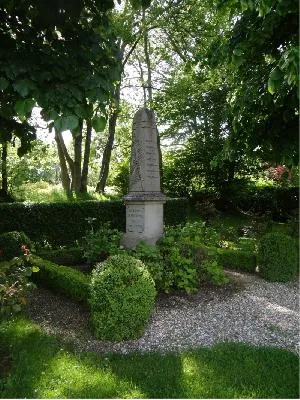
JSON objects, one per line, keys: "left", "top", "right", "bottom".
{"left": 127, "top": 205, "right": 145, "bottom": 234}
{"left": 128, "top": 109, "right": 160, "bottom": 192}
{"left": 123, "top": 108, "right": 167, "bottom": 249}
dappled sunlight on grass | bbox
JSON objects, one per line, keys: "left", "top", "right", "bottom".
{"left": 0, "top": 317, "right": 298, "bottom": 399}
{"left": 13, "top": 182, "right": 121, "bottom": 203}
{"left": 180, "top": 354, "right": 214, "bottom": 398}
{"left": 36, "top": 351, "right": 145, "bottom": 399}
{"left": 179, "top": 349, "right": 261, "bottom": 399}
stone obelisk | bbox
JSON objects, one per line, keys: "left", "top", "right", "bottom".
{"left": 122, "top": 108, "right": 167, "bottom": 249}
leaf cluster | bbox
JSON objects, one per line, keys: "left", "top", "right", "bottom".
{"left": 0, "top": 0, "right": 120, "bottom": 138}
{"left": 131, "top": 221, "right": 229, "bottom": 294}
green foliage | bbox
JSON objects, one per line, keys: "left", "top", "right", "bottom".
{"left": 180, "top": 221, "right": 221, "bottom": 247}
{"left": 13, "top": 183, "right": 113, "bottom": 203}
{"left": 0, "top": 255, "right": 38, "bottom": 317}
{"left": 0, "top": 201, "right": 125, "bottom": 247}
{"left": 151, "top": 0, "right": 297, "bottom": 199}
{"left": 0, "top": 199, "right": 187, "bottom": 246}
{"left": 160, "top": 223, "right": 224, "bottom": 292}
{"left": 220, "top": 0, "right": 298, "bottom": 165}
{"left": 216, "top": 248, "right": 257, "bottom": 273}
{"left": 110, "top": 160, "right": 130, "bottom": 196}
{"left": 184, "top": 244, "right": 229, "bottom": 285}
{"left": 36, "top": 247, "right": 84, "bottom": 266}
{"left": 201, "top": 259, "right": 230, "bottom": 285}
{"left": 7, "top": 140, "right": 60, "bottom": 194}
{"left": 83, "top": 223, "right": 122, "bottom": 264}
{"left": 193, "top": 185, "right": 299, "bottom": 221}
{"left": 0, "top": 0, "right": 119, "bottom": 137}
{"left": 91, "top": 116, "right": 107, "bottom": 132}
{"left": 89, "top": 254, "right": 156, "bottom": 341}
{"left": 30, "top": 256, "right": 90, "bottom": 304}
{"left": 133, "top": 242, "right": 167, "bottom": 292}
{"left": 155, "top": 228, "right": 199, "bottom": 293}
{"left": 257, "top": 233, "right": 298, "bottom": 282}
{"left": 132, "top": 222, "right": 230, "bottom": 294}
{"left": 15, "top": 183, "right": 68, "bottom": 203}
{"left": 0, "top": 231, "right": 33, "bottom": 261}
{"left": 167, "top": 246, "right": 198, "bottom": 294}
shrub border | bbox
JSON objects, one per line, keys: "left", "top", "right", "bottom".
{"left": 0, "top": 198, "right": 188, "bottom": 246}
{"left": 30, "top": 256, "right": 90, "bottom": 305}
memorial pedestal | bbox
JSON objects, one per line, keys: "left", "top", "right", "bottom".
{"left": 122, "top": 193, "right": 167, "bottom": 249}
{"left": 122, "top": 108, "right": 167, "bottom": 249}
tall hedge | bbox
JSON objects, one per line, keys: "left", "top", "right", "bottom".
{"left": 0, "top": 198, "right": 188, "bottom": 246}
{"left": 192, "top": 186, "right": 298, "bottom": 219}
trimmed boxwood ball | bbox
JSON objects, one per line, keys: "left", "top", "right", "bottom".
{"left": 257, "top": 232, "right": 298, "bottom": 282}
{"left": 89, "top": 254, "right": 156, "bottom": 341}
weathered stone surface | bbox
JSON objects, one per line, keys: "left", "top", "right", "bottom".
{"left": 123, "top": 201, "right": 164, "bottom": 248}
{"left": 128, "top": 108, "right": 161, "bottom": 193}
{"left": 123, "top": 108, "right": 167, "bottom": 249}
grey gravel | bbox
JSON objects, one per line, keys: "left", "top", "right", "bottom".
{"left": 27, "top": 270, "right": 299, "bottom": 355}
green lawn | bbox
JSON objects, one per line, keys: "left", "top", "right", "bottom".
{"left": 0, "top": 317, "right": 298, "bottom": 399}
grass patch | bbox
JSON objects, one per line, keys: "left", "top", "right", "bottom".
{"left": 14, "top": 182, "right": 121, "bottom": 203}
{"left": 0, "top": 317, "right": 298, "bottom": 399}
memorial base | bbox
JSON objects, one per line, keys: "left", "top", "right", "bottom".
{"left": 122, "top": 199, "right": 166, "bottom": 249}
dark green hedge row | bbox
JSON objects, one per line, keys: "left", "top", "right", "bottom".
{"left": 0, "top": 198, "right": 188, "bottom": 246}
{"left": 164, "top": 198, "right": 189, "bottom": 225}
{"left": 185, "top": 242, "right": 257, "bottom": 274}
{"left": 216, "top": 247, "right": 257, "bottom": 273}
{"left": 36, "top": 247, "right": 84, "bottom": 266}
{"left": 30, "top": 256, "right": 90, "bottom": 304}
{"left": 192, "top": 186, "right": 298, "bottom": 220}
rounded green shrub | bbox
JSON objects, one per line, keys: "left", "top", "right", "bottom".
{"left": 257, "top": 232, "right": 298, "bottom": 282}
{"left": 0, "top": 231, "right": 33, "bottom": 261}
{"left": 89, "top": 254, "right": 156, "bottom": 341}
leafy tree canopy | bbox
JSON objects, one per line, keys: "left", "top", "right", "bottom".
{"left": 214, "top": 0, "right": 299, "bottom": 165}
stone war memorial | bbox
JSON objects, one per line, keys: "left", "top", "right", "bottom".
{"left": 122, "top": 108, "right": 167, "bottom": 249}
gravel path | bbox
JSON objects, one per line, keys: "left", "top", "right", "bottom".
{"left": 27, "top": 271, "right": 299, "bottom": 355}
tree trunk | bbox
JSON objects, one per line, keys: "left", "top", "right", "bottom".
{"left": 137, "top": 56, "right": 147, "bottom": 106}
{"left": 96, "top": 41, "right": 126, "bottom": 194}
{"left": 1, "top": 142, "right": 8, "bottom": 193}
{"left": 143, "top": 8, "right": 153, "bottom": 105}
{"left": 80, "top": 119, "right": 92, "bottom": 193}
{"left": 54, "top": 129, "right": 72, "bottom": 198}
{"left": 96, "top": 84, "right": 121, "bottom": 193}
{"left": 73, "top": 121, "right": 83, "bottom": 195}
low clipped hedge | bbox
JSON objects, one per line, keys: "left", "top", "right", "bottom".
{"left": 257, "top": 233, "right": 298, "bottom": 282}
{"left": 183, "top": 242, "right": 257, "bottom": 274}
{"left": 0, "top": 201, "right": 125, "bottom": 247}
{"left": 0, "top": 198, "right": 188, "bottom": 246}
{"left": 36, "top": 247, "right": 84, "bottom": 266}
{"left": 30, "top": 256, "right": 90, "bottom": 304}
{"left": 216, "top": 248, "right": 257, "bottom": 273}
